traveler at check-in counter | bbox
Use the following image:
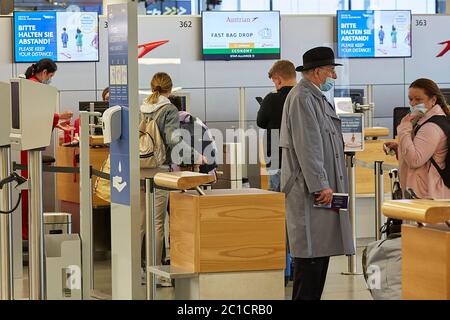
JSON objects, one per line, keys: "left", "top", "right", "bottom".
{"left": 384, "top": 78, "right": 450, "bottom": 199}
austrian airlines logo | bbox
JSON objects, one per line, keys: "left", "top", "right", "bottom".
{"left": 138, "top": 40, "right": 169, "bottom": 59}
{"left": 226, "top": 17, "right": 259, "bottom": 23}
{"left": 436, "top": 40, "right": 450, "bottom": 57}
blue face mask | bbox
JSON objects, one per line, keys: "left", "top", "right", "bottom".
{"left": 41, "top": 79, "right": 52, "bottom": 85}
{"left": 409, "top": 103, "right": 427, "bottom": 115}
{"left": 320, "top": 77, "right": 335, "bottom": 92}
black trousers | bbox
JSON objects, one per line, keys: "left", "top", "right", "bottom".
{"left": 292, "top": 256, "right": 330, "bottom": 300}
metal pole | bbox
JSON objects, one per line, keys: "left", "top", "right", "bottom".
{"left": 342, "top": 152, "right": 361, "bottom": 275}
{"left": 79, "top": 111, "right": 99, "bottom": 299}
{"left": 89, "top": 103, "right": 95, "bottom": 136}
{"left": 374, "top": 161, "right": 384, "bottom": 240}
{"left": 28, "top": 149, "right": 45, "bottom": 299}
{"left": 0, "top": 146, "right": 13, "bottom": 300}
{"left": 145, "top": 178, "right": 156, "bottom": 300}
{"left": 239, "top": 87, "right": 246, "bottom": 183}
{"left": 366, "top": 84, "right": 374, "bottom": 128}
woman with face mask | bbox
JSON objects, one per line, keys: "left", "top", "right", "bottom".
{"left": 384, "top": 78, "right": 450, "bottom": 199}
{"left": 21, "top": 58, "right": 74, "bottom": 241}
{"left": 24, "top": 58, "right": 73, "bottom": 129}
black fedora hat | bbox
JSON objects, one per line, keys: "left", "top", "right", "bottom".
{"left": 296, "top": 46, "right": 342, "bottom": 72}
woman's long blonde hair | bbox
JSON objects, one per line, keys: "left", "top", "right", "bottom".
{"left": 144, "top": 72, "right": 173, "bottom": 104}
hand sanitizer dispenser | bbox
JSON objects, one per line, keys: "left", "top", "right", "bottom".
{"left": 102, "top": 105, "right": 122, "bottom": 144}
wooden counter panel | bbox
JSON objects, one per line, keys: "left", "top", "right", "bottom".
{"left": 355, "top": 139, "right": 398, "bottom": 194}
{"left": 170, "top": 192, "right": 199, "bottom": 271}
{"left": 364, "top": 127, "right": 389, "bottom": 138}
{"left": 382, "top": 199, "right": 450, "bottom": 224}
{"left": 402, "top": 224, "right": 450, "bottom": 300}
{"left": 56, "top": 142, "right": 109, "bottom": 206}
{"left": 170, "top": 190, "right": 285, "bottom": 273}
{"left": 154, "top": 171, "right": 215, "bottom": 190}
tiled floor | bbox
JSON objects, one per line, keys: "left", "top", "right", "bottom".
{"left": 13, "top": 239, "right": 373, "bottom": 300}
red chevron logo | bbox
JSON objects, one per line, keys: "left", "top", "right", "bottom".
{"left": 138, "top": 40, "right": 169, "bottom": 59}
{"left": 437, "top": 40, "right": 450, "bottom": 57}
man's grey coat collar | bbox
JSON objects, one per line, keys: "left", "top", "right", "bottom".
{"left": 299, "top": 78, "right": 339, "bottom": 120}
{"left": 300, "top": 78, "right": 326, "bottom": 101}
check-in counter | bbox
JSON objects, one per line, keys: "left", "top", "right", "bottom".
{"left": 56, "top": 136, "right": 109, "bottom": 206}
{"left": 170, "top": 188, "right": 285, "bottom": 299}
{"left": 55, "top": 136, "right": 109, "bottom": 234}
{"left": 382, "top": 199, "right": 450, "bottom": 300}
{"left": 354, "top": 138, "right": 398, "bottom": 194}
{"left": 148, "top": 173, "right": 286, "bottom": 300}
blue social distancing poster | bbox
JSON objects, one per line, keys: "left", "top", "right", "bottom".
{"left": 14, "top": 11, "right": 99, "bottom": 63}
{"left": 337, "top": 10, "right": 411, "bottom": 58}
{"left": 14, "top": 12, "right": 58, "bottom": 62}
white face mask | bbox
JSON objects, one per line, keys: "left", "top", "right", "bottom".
{"left": 320, "top": 77, "right": 335, "bottom": 92}
{"left": 409, "top": 103, "right": 427, "bottom": 115}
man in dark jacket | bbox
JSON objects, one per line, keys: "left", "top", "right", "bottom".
{"left": 257, "top": 60, "right": 297, "bottom": 191}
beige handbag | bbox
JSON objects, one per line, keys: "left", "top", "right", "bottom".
{"left": 93, "top": 155, "right": 111, "bottom": 203}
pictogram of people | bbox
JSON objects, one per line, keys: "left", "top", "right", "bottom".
{"left": 378, "top": 25, "right": 384, "bottom": 45}
{"left": 405, "top": 30, "right": 411, "bottom": 47}
{"left": 61, "top": 27, "right": 68, "bottom": 48}
{"left": 75, "top": 28, "right": 83, "bottom": 52}
{"left": 391, "top": 25, "right": 397, "bottom": 48}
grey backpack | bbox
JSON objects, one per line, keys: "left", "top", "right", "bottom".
{"left": 362, "top": 234, "right": 402, "bottom": 300}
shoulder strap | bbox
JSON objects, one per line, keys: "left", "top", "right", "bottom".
{"left": 413, "top": 115, "right": 450, "bottom": 175}
{"left": 152, "top": 104, "right": 171, "bottom": 121}
{"left": 142, "top": 103, "right": 171, "bottom": 122}
{"left": 414, "top": 115, "right": 450, "bottom": 135}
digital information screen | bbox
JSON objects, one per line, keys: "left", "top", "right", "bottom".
{"left": 14, "top": 11, "right": 99, "bottom": 63}
{"left": 202, "top": 11, "right": 280, "bottom": 60}
{"left": 337, "top": 10, "right": 411, "bottom": 58}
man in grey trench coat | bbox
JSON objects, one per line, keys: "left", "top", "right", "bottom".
{"left": 280, "top": 47, "right": 355, "bottom": 300}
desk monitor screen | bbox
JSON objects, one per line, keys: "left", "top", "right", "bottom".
{"left": 440, "top": 88, "right": 450, "bottom": 105}
{"left": 79, "top": 101, "right": 109, "bottom": 114}
{"left": 11, "top": 82, "right": 20, "bottom": 130}
{"left": 334, "top": 88, "right": 365, "bottom": 105}
{"left": 169, "top": 92, "right": 190, "bottom": 112}
{"left": 79, "top": 101, "right": 108, "bottom": 135}
{"left": 172, "top": 95, "right": 188, "bottom": 112}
